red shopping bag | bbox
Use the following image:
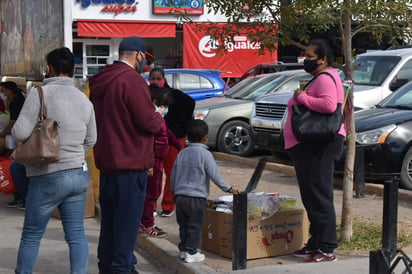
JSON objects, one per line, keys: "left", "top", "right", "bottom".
{"left": 0, "top": 160, "right": 17, "bottom": 195}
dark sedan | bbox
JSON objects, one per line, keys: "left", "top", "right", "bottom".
{"left": 337, "top": 81, "right": 412, "bottom": 190}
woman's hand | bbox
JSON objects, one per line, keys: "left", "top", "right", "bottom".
{"left": 293, "top": 88, "right": 305, "bottom": 100}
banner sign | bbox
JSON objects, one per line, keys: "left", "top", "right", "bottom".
{"left": 183, "top": 23, "right": 277, "bottom": 78}
{"left": 153, "top": 0, "right": 204, "bottom": 15}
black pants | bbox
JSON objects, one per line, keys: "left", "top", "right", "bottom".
{"left": 175, "top": 195, "right": 207, "bottom": 255}
{"left": 287, "top": 135, "right": 344, "bottom": 253}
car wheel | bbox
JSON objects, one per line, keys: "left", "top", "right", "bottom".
{"left": 217, "top": 120, "right": 255, "bottom": 157}
{"left": 400, "top": 147, "right": 412, "bottom": 190}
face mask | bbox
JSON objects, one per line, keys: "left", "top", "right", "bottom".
{"left": 0, "top": 94, "right": 6, "bottom": 101}
{"left": 163, "top": 107, "right": 169, "bottom": 116}
{"left": 149, "top": 78, "right": 165, "bottom": 88}
{"left": 135, "top": 53, "right": 147, "bottom": 73}
{"left": 303, "top": 59, "right": 320, "bottom": 73}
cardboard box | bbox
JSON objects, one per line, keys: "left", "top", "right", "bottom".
{"left": 52, "top": 186, "right": 95, "bottom": 219}
{"left": 202, "top": 208, "right": 308, "bottom": 259}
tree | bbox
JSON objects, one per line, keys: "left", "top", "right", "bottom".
{"left": 187, "top": 0, "right": 412, "bottom": 241}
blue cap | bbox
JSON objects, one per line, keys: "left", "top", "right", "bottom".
{"left": 119, "top": 36, "right": 154, "bottom": 59}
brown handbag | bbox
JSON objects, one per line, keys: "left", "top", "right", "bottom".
{"left": 10, "top": 86, "right": 60, "bottom": 166}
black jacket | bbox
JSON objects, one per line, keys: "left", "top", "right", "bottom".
{"left": 164, "top": 84, "right": 195, "bottom": 139}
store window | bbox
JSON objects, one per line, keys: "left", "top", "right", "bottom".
{"left": 73, "top": 40, "right": 111, "bottom": 79}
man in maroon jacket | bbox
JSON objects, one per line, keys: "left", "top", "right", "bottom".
{"left": 89, "top": 36, "right": 163, "bottom": 274}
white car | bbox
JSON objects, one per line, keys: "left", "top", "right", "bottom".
{"left": 250, "top": 47, "right": 412, "bottom": 153}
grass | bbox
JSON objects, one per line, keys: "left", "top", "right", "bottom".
{"left": 337, "top": 218, "right": 412, "bottom": 252}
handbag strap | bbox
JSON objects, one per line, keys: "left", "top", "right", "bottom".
{"left": 35, "top": 86, "right": 46, "bottom": 121}
{"left": 303, "top": 71, "right": 337, "bottom": 89}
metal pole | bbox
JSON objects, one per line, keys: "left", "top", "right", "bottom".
{"left": 232, "top": 193, "right": 247, "bottom": 270}
{"left": 354, "top": 146, "right": 365, "bottom": 198}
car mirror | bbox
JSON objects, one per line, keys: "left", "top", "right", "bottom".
{"left": 389, "top": 78, "right": 409, "bottom": 91}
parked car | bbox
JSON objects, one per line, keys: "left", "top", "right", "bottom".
{"left": 194, "top": 70, "right": 311, "bottom": 156}
{"left": 335, "top": 81, "right": 412, "bottom": 190}
{"left": 142, "top": 68, "right": 227, "bottom": 101}
{"left": 250, "top": 48, "right": 412, "bottom": 153}
{"left": 348, "top": 48, "right": 412, "bottom": 109}
{"left": 240, "top": 61, "right": 304, "bottom": 81}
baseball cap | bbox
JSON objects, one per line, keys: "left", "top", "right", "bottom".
{"left": 119, "top": 36, "right": 155, "bottom": 59}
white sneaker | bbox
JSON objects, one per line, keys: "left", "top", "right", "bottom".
{"left": 179, "top": 251, "right": 186, "bottom": 260}
{"left": 153, "top": 211, "right": 158, "bottom": 217}
{"left": 184, "top": 251, "right": 205, "bottom": 263}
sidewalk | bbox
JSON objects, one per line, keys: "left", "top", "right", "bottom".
{"left": 0, "top": 194, "right": 171, "bottom": 274}
{"left": 135, "top": 152, "right": 412, "bottom": 274}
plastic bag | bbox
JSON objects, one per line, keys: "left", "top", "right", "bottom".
{"left": 247, "top": 192, "right": 280, "bottom": 220}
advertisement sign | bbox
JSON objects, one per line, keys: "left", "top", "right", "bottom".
{"left": 153, "top": 0, "right": 204, "bottom": 15}
{"left": 183, "top": 23, "right": 276, "bottom": 78}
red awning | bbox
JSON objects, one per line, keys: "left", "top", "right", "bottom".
{"left": 77, "top": 20, "right": 176, "bottom": 38}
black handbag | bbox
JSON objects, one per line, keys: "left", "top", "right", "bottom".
{"left": 291, "top": 72, "right": 343, "bottom": 143}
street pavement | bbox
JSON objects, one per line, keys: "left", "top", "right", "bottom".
{"left": 0, "top": 194, "right": 172, "bottom": 274}
{"left": 1, "top": 152, "right": 412, "bottom": 273}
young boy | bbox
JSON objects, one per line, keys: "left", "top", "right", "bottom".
{"left": 171, "top": 119, "right": 239, "bottom": 263}
{"left": 139, "top": 84, "right": 183, "bottom": 238}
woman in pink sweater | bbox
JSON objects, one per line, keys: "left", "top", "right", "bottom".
{"left": 284, "top": 38, "right": 346, "bottom": 263}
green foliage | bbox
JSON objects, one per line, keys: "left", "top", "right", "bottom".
{"left": 199, "top": 0, "right": 412, "bottom": 61}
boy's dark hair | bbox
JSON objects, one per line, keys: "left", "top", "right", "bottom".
{"left": 46, "top": 47, "right": 75, "bottom": 77}
{"left": 149, "top": 83, "right": 173, "bottom": 106}
{"left": 187, "top": 119, "right": 208, "bottom": 142}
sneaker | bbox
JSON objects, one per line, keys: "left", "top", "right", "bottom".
{"left": 160, "top": 210, "right": 174, "bottom": 217}
{"left": 304, "top": 250, "right": 337, "bottom": 263}
{"left": 143, "top": 226, "right": 168, "bottom": 238}
{"left": 17, "top": 203, "right": 25, "bottom": 210}
{"left": 179, "top": 251, "right": 186, "bottom": 260}
{"left": 292, "top": 245, "right": 315, "bottom": 258}
{"left": 153, "top": 211, "right": 158, "bottom": 217}
{"left": 6, "top": 199, "right": 24, "bottom": 208}
{"left": 185, "top": 251, "right": 205, "bottom": 263}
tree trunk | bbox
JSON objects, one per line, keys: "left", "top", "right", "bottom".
{"left": 340, "top": 0, "right": 355, "bottom": 242}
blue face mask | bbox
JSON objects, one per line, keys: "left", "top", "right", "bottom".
{"left": 163, "top": 108, "right": 169, "bottom": 116}
{"left": 303, "top": 59, "right": 320, "bottom": 73}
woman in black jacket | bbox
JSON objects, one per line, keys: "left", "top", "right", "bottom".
{"left": 148, "top": 67, "right": 195, "bottom": 217}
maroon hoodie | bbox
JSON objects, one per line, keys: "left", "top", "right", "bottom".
{"left": 89, "top": 61, "right": 163, "bottom": 172}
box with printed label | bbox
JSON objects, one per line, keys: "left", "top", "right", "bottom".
{"left": 201, "top": 208, "right": 308, "bottom": 259}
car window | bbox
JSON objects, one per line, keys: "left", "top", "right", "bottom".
{"left": 353, "top": 55, "right": 401, "bottom": 86}
{"left": 199, "top": 75, "right": 214, "bottom": 89}
{"left": 179, "top": 73, "right": 213, "bottom": 91}
{"left": 179, "top": 74, "right": 201, "bottom": 90}
{"left": 165, "top": 74, "right": 173, "bottom": 87}
{"left": 242, "top": 75, "right": 290, "bottom": 100}
{"left": 232, "top": 75, "right": 282, "bottom": 99}
{"left": 394, "top": 60, "right": 412, "bottom": 82}
{"left": 383, "top": 83, "right": 412, "bottom": 108}
{"left": 225, "top": 77, "right": 261, "bottom": 97}
{"left": 275, "top": 75, "right": 313, "bottom": 94}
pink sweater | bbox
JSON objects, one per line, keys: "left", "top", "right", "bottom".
{"left": 283, "top": 68, "right": 346, "bottom": 149}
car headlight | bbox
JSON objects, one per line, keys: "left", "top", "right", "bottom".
{"left": 355, "top": 124, "right": 397, "bottom": 145}
{"left": 193, "top": 109, "right": 209, "bottom": 120}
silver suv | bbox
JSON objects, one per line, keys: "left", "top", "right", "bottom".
{"left": 250, "top": 48, "right": 412, "bottom": 152}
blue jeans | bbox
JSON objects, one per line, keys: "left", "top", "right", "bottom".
{"left": 97, "top": 172, "right": 147, "bottom": 274}
{"left": 15, "top": 168, "right": 89, "bottom": 274}
{"left": 10, "top": 162, "right": 29, "bottom": 201}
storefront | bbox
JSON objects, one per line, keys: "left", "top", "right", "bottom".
{"left": 69, "top": 0, "right": 276, "bottom": 79}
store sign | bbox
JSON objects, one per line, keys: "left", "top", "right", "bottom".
{"left": 76, "top": 0, "right": 139, "bottom": 16}
{"left": 153, "top": 0, "right": 204, "bottom": 15}
{"left": 183, "top": 23, "right": 276, "bottom": 78}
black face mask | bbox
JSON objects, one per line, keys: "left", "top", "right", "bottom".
{"left": 135, "top": 53, "right": 147, "bottom": 73}
{"left": 303, "top": 59, "right": 320, "bottom": 73}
